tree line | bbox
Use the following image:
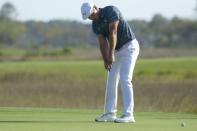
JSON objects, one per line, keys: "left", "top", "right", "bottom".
{"left": 0, "top": 2, "right": 197, "bottom": 49}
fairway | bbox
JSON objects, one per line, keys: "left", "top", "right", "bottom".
{"left": 0, "top": 108, "right": 196, "bottom": 131}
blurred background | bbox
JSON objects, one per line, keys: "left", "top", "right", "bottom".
{"left": 0, "top": 0, "right": 196, "bottom": 113}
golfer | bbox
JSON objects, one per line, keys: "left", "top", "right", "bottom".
{"left": 81, "top": 2, "right": 140, "bottom": 123}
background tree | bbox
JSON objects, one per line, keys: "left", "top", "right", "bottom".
{"left": 0, "top": 2, "right": 18, "bottom": 20}
{"left": 195, "top": 0, "right": 197, "bottom": 19}
{"left": 0, "top": 2, "right": 25, "bottom": 46}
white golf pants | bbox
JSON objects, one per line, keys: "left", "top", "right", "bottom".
{"left": 104, "top": 39, "right": 139, "bottom": 116}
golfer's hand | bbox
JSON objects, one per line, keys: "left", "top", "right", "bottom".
{"left": 105, "top": 54, "right": 115, "bottom": 71}
{"left": 104, "top": 61, "right": 109, "bottom": 70}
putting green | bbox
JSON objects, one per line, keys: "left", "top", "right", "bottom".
{"left": 0, "top": 107, "right": 196, "bottom": 131}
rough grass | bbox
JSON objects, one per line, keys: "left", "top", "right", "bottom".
{"left": 0, "top": 58, "right": 196, "bottom": 113}
{"left": 0, "top": 107, "right": 196, "bottom": 131}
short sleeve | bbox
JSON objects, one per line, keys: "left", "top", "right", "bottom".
{"left": 106, "top": 8, "right": 120, "bottom": 23}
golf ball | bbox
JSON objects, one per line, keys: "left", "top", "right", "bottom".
{"left": 181, "top": 122, "right": 186, "bottom": 127}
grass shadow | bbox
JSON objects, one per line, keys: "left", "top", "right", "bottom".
{"left": 0, "top": 120, "right": 94, "bottom": 124}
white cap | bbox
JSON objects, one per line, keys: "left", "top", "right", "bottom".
{"left": 81, "top": 2, "right": 94, "bottom": 20}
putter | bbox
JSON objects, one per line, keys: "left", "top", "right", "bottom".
{"left": 104, "top": 70, "right": 110, "bottom": 113}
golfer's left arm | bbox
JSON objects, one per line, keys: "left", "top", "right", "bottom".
{"left": 108, "top": 20, "right": 119, "bottom": 68}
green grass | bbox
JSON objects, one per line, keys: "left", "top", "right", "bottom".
{"left": 0, "top": 57, "right": 196, "bottom": 112}
{"left": 0, "top": 48, "right": 27, "bottom": 56}
{"left": 136, "top": 57, "right": 197, "bottom": 79}
{"left": 0, "top": 107, "right": 196, "bottom": 131}
{"left": 0, "top": 60, "right": 104, "bottom": 78}
{"left": 0, "top": 57, "right": 197, "bottom": 79}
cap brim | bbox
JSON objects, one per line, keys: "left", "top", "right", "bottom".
{"left": 82, "top": 15, "right": 88, "bottom": 20}
{"left": 81, "top": 3, "right": 94, "bottom": 20}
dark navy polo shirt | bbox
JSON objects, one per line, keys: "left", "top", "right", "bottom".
{"left": 92, "top": 6, "right": 136, "bottom": 50}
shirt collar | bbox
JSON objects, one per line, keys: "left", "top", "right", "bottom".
{"left": 99, "top": 8, "right": 104, "bottom": 20}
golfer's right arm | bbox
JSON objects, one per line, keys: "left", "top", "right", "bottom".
{"left": 97, "top": 35, "right": 109, "bottom": 70}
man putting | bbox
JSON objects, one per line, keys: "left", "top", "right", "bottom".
{"left": 81, "top": 2, "right": 140, "bottom": 123}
